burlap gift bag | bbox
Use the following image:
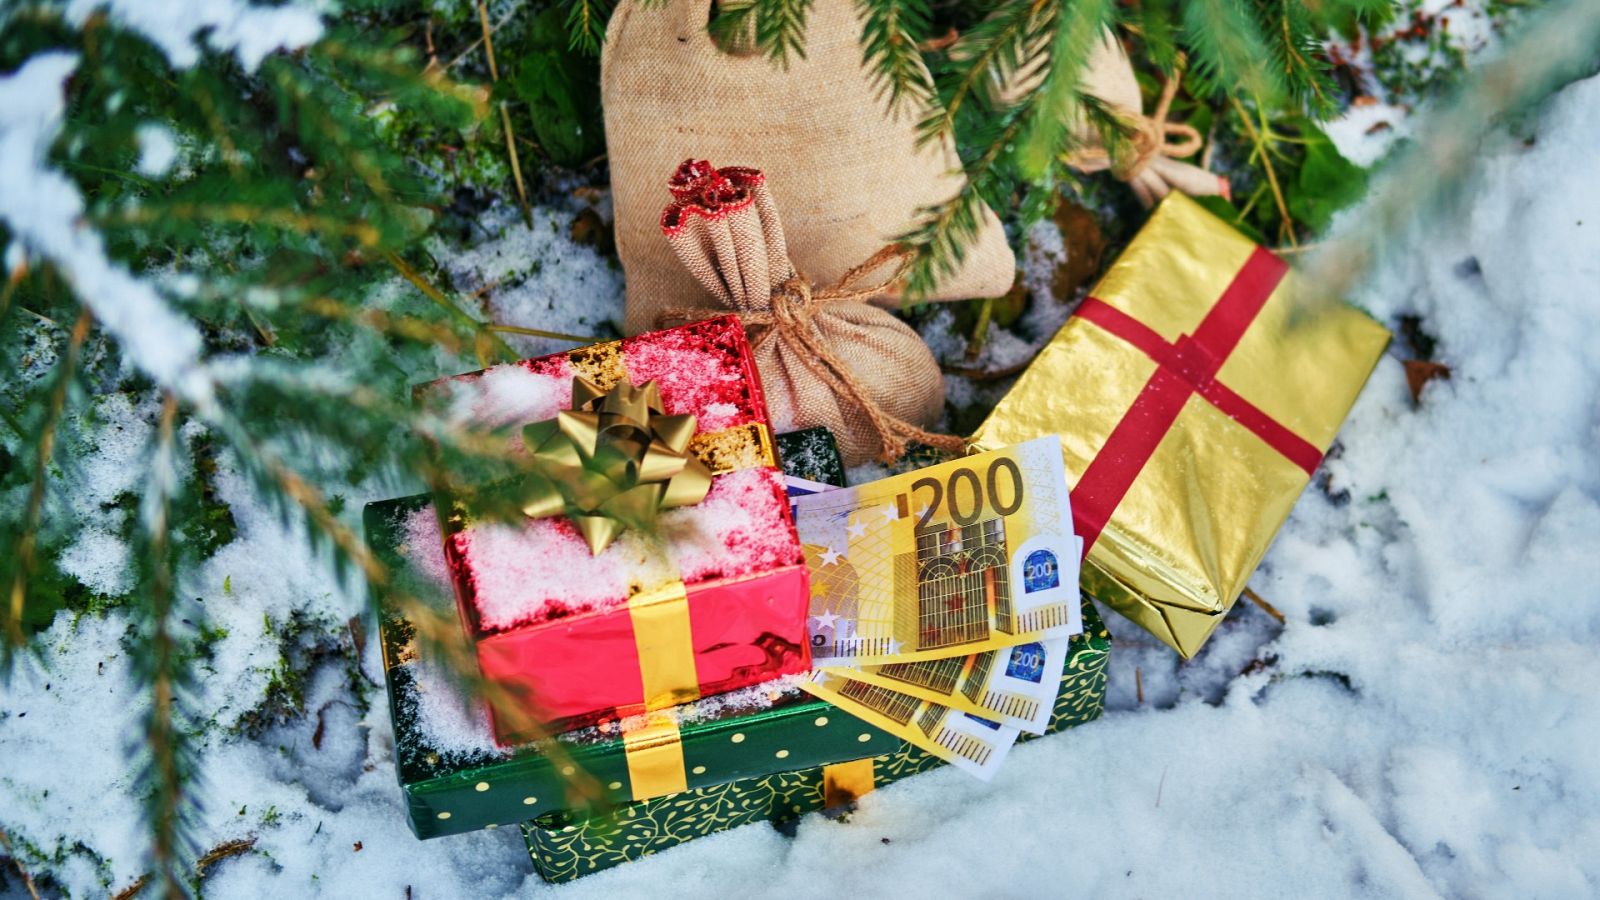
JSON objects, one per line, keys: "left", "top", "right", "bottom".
{"left": 659, "top": 161, "right": 960, "bottom": 466}
{"left": 602, "top": 0, "right": 1016, "bottom": 337}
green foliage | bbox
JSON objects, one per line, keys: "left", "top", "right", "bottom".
{"left": 565, "top": 0, "right": 615, "bottom": 54}
{"left": 710, "top": 0, "right": 816, "bottom": 66}
{"left": 858, "top": 0, "right": 935, "bottom": 112}
{"left": 504, "top": 5, "right": 606, "bottom": 167}
{"left": 1184, "top": 0, "right": 1284, "bottom": 104}
{"left": 1288, "top": 120, "right": 1368, "bottom": 233}
{"left": 520, "top": 0, "right": 1406, "bottom": 284}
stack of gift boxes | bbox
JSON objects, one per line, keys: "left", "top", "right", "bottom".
{"left": 363, "top": 195, "right": 1388, "bottom": 881}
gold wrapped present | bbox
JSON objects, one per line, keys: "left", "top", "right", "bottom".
{"left": 970, "top": 194, "right": 1389, "bottom": 656}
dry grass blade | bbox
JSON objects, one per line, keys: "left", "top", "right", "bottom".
{"left": 0, "top": 826, "right": 42, "bottom": 900}
{"left": 1243, "top": 587, "right": 1286, "bottom": 623}
{"left": 111, "top": 875, "right": 148, "bottom": 900}
{"left": 194, "top": 837, "right": 257, "bottom": 878}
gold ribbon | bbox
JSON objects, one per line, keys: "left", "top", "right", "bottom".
{"left": 520, "top": 376, "right": 714, "bottom": 555}
{"left": 823, "top": 757, "right": 877, "bottom": 808}
{"left": 627, "top": 580, "right": 701, "bottom": 711}
{"left": 622, "top": 710, "right": 689, "bottom": 800}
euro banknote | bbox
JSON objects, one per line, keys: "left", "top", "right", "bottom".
{"left": 798, "top": 669, "right": 1019, "bottom": 781}
{"left": 835, "top": 637, "right": 1069, "bottom": 735}
{"left": 792, "top": 437, "right": 1081, "bottom": 666}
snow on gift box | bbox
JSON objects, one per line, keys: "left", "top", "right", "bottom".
{"left": 413, "top": 317, "right": 812, "bottom": 745}
{"left": 970, "top": 194, "right": 1391, "bottom": 657}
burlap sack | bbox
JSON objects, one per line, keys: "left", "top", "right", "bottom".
{"left": 659, "top": 161, "right": 956, "bottom": 466}
{"left": 974, "top": 28, "right": 1227, "bottom": 207}
{"left": 602, "top": 0, "right": 1016, "bottom": 337}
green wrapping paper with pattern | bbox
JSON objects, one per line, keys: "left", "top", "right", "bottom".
{"left": 520, "top": 598, "right": 1111, "bottom": 882}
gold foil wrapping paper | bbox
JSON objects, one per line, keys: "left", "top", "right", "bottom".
{"left": 970, "top": 194, "right": 1389, "bottom": 656}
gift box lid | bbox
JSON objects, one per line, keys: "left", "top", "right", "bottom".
{"left": 364, "top": 493, "right": 900, "bottom": 840}
{"left": 970, "top": 194, "right": 1390, "bottom": 657}
{"left": 416, "top": 316, "right": 801, "bottom": 641}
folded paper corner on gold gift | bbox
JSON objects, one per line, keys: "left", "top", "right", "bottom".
{"left": 970, "top": 193, "right": 1390, "bottom": 658}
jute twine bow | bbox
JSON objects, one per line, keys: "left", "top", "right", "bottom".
{"left": 1066, "top": 75, "right": 1203, "bottom": 183}
{"left": 659, "top": 246, "right": 967, "bottom": 463}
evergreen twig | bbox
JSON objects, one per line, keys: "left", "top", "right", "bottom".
{"left": 4, "top": 309, "right": 90, "bottom": 655}
{"left": 859, "top": 0, "right": 935, "bottom": 114}
{"left": 134, "top": 394, "right": 190, "bottom": 900}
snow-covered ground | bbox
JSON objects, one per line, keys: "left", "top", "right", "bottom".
{"left": 7, "top": 15, "right": 1600, "bottom": 900}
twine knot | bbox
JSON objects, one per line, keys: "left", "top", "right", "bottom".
{"left": 659, "top": 246, "right": 966, "bottom": 463}
{"left": 1072, "top": 75, "right": 1205, "bottom": 183}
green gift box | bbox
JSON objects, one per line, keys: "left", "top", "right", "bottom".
{"left": 772, "top": 426, "right": 847, "bottom": 486}
{"left": 367, "top": 443, "right": 891, "bottom": 840}
{"left": 519, "top": 598, "right": 1112, "bottom": 882}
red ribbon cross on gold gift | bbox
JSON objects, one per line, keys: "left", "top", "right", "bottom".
{"left": 1071, "top": 246, "right": 1324, "bottom": 557}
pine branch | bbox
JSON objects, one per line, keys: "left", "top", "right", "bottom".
{"left": 1015, "top": 0, "right": 1114, "bottom": 179}
{"left": 3, "top": 309, "right": 90, "bottom": 658}
{"left": 208, "top": 410, "right": 609, "bottom": 811}
{"left": 1138, "top": 0, "right": 1181, "bottom": 73}
{"left": 133, "top": 394, "right": 195, "bottom": 900}
{"left": 858, "top": 0, "right": 935, "bottom": 114}
{"left": 916, "top": 0, "right": 1042, "bottom": 146}
{"left": 565, "top": 0, "right": 614, "bottom": 54}
{"left": 382, "top": 250, "right": 520, "bottom": 366}
{"left": 1267, "top": 0, "right": 1339, "bottom": 117}
{"left": 711, "top": 0, "right": 816, "bottom": 67}
{"left": 901, "top": 101, "right": 1036, "bottom": 298}
{"left": 1183, "top": 0, "right": 1284, "bottom": 103}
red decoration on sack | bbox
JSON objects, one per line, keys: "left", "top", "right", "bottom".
{"left": 660, "top": 159, "right": 768, "bottom": 236}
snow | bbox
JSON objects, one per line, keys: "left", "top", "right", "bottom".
{"left": 5, "top": 37, "right": 1600, "bottom": 900}
{"left": 433, "top": 206, "right": 624, "bottom": 359}
{"left": 64, "top": 0, "right": 324, "bottom": 71}
{"left": 1323, "top": 100, "right": 1413, "bottom": 167}
{"left": 134, "top": 124, "right": 179, "bottom": 178}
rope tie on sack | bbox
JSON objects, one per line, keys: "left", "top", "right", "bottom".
{"left": 658, "top": 245, "right": 967, "bottom": 463}
{"left": 1066, "top": 75, "right": 1203, "bottom": 183}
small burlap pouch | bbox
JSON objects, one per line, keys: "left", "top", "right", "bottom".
{"left": 602, "top": 0, "right": 1016, "bottom": 337}
{"left": 971, "top": 28, "right": 1227, "bottom": 207}
{"left": 658, "top": 161, "right": 960, "bottom": 466}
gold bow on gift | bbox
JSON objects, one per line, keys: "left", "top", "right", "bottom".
{"left": 520, "top": 377, "right": 713, "bottom": 555}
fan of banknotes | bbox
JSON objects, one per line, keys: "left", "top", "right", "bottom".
{"left": 789, "top": 436, "right": 1083, "bottom": 780}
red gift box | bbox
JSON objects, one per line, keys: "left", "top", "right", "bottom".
{"left": 423, "top": 318, "right": 812, "bottom": 744}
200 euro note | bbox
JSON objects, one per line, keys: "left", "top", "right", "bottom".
{"left": 793, "top": 437, "right": 1081, "bottom": 666}
{"left": 835, "top": 638, "right": 1069, "bottom": 735}
{"left": 831, "top": 537, "right": 1083, "bottom": 734}
{"left": 799, "top": 670, "right": 1019, "bottom": 780}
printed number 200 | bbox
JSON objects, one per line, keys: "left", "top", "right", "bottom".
{"left": 910, "top": 457, "right": 1025, "bottom": 531}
